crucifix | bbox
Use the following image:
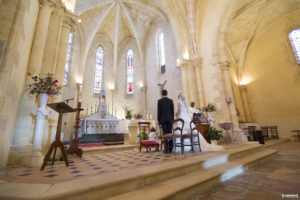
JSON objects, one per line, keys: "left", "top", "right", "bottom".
{"left": 157, "top": 80, "right": 167, "bottom": 96}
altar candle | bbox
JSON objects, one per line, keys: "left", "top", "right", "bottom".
{"left": 146, "top": 114, "right": 149, "bottom": 120}
{"left": 150, "top": 114, "right": 152, "bottom": 120}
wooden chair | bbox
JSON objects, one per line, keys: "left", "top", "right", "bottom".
{"left": 261, "top": 126, "right": 269, "bottom": 140}
{"left": 190, "top": 120, "right": 201, "bottom": 152}
{"left": 138, "top": 121, "right": 159, "bottom": 152}
{"left": 173, "top": 118, "right": 194, "bottom": 154}
{"left": 269, "top": 126, "right": 279, "bottom": 139}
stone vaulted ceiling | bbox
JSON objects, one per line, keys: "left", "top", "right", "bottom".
{"left": 75, "top": 0, "right": 168, "bottom": 66}
{"left": 226, "top": 0, "right": 300, "bottom": 75}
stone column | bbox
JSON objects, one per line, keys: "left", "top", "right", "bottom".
{"left": 55, "top": 11, "right": 76, "bottom": 86}
{"left": 27, "top": 0, "right": 55, "bottom": 75}
{"left": 220, "top": 61, "right": 247, "bottom": 142}
{"left": 239, "top": 85, "right": 252, "bottom": 122}
{"left": 187, "top": 61, "right": 197, "bottom": 105}
{"left": 41, "top": 6, "right": 65, "bottom": 74}
{"left": 177, "top": 60, "right": 190, "bottom": 103}
{"left": 192, "top": 58, "right": 205, "bottom": 107}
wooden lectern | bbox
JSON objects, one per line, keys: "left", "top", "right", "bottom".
{"left": 41, "top": 102, "right": 75, "bottom": 170}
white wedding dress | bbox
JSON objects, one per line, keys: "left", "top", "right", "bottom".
{"left": 176, "top": 94, "right": 224, "bottom": 152}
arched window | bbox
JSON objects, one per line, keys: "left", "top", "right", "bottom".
{"left": 127, "top": 49, "right": 133, "bottom": 94}
{"left": 94, "top": 46, "right": 104, "bottom": 94}
{"left": 289, "top": 29, "right": 300, "bottom": 65}
{"left": 63, "top": 32, "right": 73, "bottom": 85}
{"left": 156, "top": 30, "right": 166, "bottom": 72}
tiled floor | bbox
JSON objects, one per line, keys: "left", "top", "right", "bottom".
{"left": 190, "top": 141, "right": 300, "bottom": 200}
{"left": 0, "top": 144, "right": 244, "bottom": 185}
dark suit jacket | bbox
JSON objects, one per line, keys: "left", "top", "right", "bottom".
{"left": 157, "top": 97, "right": 174, "bottom": 123}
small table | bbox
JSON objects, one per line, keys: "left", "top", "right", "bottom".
{"left": 291, "top": 130, "right": 300, "bottom": 141}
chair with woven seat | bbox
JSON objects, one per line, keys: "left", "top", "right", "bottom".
{"left": 156, "top": 123, "right": 173, "bottom": 152}
{"left": 138, "top": 121, "right": 159, "bottom": 152}
{"left": 261, "top": 126, "right": 269, "bottom": 140}
{"left": 269, "top": 126, "right": 279, "bottom": 139}
{"left": 190, "top": 119, "right": 201, "bottom": 152}
{"left": 173, "top": 118, "right": 195, "bottom": 154}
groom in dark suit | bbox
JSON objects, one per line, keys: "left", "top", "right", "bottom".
{"left": 157, "top": 89, "right": 174, "bottom": 153}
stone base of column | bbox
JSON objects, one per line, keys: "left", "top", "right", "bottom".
{"left": 27, "top": 151, "right": 44, "bottom": 168}
{"left": 233, "top": 129, "right": 248, "bottom": 143}
{"left": 8, "top": 144, "right": 33, "bottom": 166}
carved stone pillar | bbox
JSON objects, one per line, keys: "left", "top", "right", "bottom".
{"left": 27, "top": 0, "right": 56, "bottom": 74}
{"left": 239, "top": 85, "right": 252, "bottom": 122}
{"left": 41, "top": 5, "right": 65, "bottom": 74}
{"left": 220, "top": 61, "right": 247, "bottom": 142}
{"left": 55, "top": 11, "right": 76, "bottom": 86}
{"left": 192, "top": 58, "right": 205, "bottom": 107}
{"left": 177, "top": 60, "right": 190, "bottom": 103}
{"left": 187, "top": 61, "right": 197, "bottom": 105}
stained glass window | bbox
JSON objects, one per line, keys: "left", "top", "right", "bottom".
{"left": 63, "top": 32, "right": 73, "bottom": 85}
{"left": 94, "top": 46, "right": 104, "bottom": 94}
{"left": 127, "top": 49, "right": 133, "bottom": 94}
{"left": 157, "top": 31, "right": 166, "bottom": 69}
{"left": 289, "top": 29, "right": 300, "bottom": 65}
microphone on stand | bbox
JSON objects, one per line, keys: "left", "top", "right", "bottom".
{"left": 65, "top": 98, "right": 74, "bottom": 104}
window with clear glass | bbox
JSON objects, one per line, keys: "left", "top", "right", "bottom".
{"left": 63, "top": 32, "right": 73, "bottom": 85}
{"left": 289, "top": 29, "right": 300, "bottom": 65}
{"left": 156, "top": 31, "right": 166, "bottom": 68}
{"left": 94, "top": 46, "right": 104, "bottom": 94}
{"left": 127, "top": 49, "right": 133, "bottom": 94}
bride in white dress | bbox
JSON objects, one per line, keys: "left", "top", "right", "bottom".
{"left": 176, "top": 93, "right": 224, "bottom": 152}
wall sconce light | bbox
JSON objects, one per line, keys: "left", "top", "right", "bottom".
{"left": 139, "top": 82, "right": 143, "bottom": 88}
{"left": 75, "top": 77, "right": 83, "bottom": 84}
{"left": 108, "top": 84, "right": 114, "bottom": 90}
{"left": 77, "top": 18, "right": 82, "bottom": 23}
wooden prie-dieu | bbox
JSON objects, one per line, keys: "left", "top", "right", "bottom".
{"left": 41, "top": 102, "right": 76, "bottom": 170}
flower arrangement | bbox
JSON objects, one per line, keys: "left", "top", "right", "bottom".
{"left": 26, "top": 72, "right": 62, "bottom": 96}
{"left": 123, "top": 104, "right": 132, "bottom": 119}
{"left": 202, "top": 103, "right": 216, "bottom": 112}
{"left": 207, "top": 127, "right": 223, "bottom": 141}
{"left": 134, "top": 113, "right": 143, "bottom": 120}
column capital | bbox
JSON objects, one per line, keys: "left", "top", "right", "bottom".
{"left": 39, "top": 0, "right": 63, "bottom": 9}
{"left": 177, "top": 59, "right": 191, "bottom": 69}
{"left": 191, "top": 57, "right": 203, "bottom": 69}
{"left": 63, "top": 11, "right": 77, "bottom": 31}
{"left": 219, "top": 61, "right": 231, "bottom": 71}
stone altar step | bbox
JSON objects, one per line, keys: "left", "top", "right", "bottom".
{"left": 79, "top": 133, "right": 124, "bottom": 144}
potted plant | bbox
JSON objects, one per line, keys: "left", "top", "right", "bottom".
{"left": 207, "top": 127, "right": 223, "bottom": 145}
{"left": 123, "top": 104, "right": 132, "bottom": 120}
{"left": 25, "top": 72, "right": 62, "bottom": 107}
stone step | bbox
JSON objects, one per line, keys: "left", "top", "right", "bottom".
{"left": 106, "top": 148, "right": 277, "bottom": 200}
{"left": 79, "top": 133, "right": 124, "bottom": 143}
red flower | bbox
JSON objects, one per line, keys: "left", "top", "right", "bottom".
{"left": 48, "top": 76, "right": 52, "bottom": 80}
{"left": 27, "top": 72, "right": 31, "bottom": 76}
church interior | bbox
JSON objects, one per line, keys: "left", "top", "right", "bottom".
{"left": 0, "top": 0, "right": 300, "bottom": 199}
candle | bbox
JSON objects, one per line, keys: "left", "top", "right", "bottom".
{"left": 146, "top": 114, "right": 149, "bottom": 120}
{"left": 150, "top": 114, "right": 152, "bottom": 120}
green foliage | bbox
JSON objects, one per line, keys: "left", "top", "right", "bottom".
{"left": 203, "top": 103, "right": 216, "bottom": 112}
{"left": 123, "top": 104, "right": 132, "bottom": 119}
{"left": 208, "top": 127, "right": 223, "bottom": 140}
